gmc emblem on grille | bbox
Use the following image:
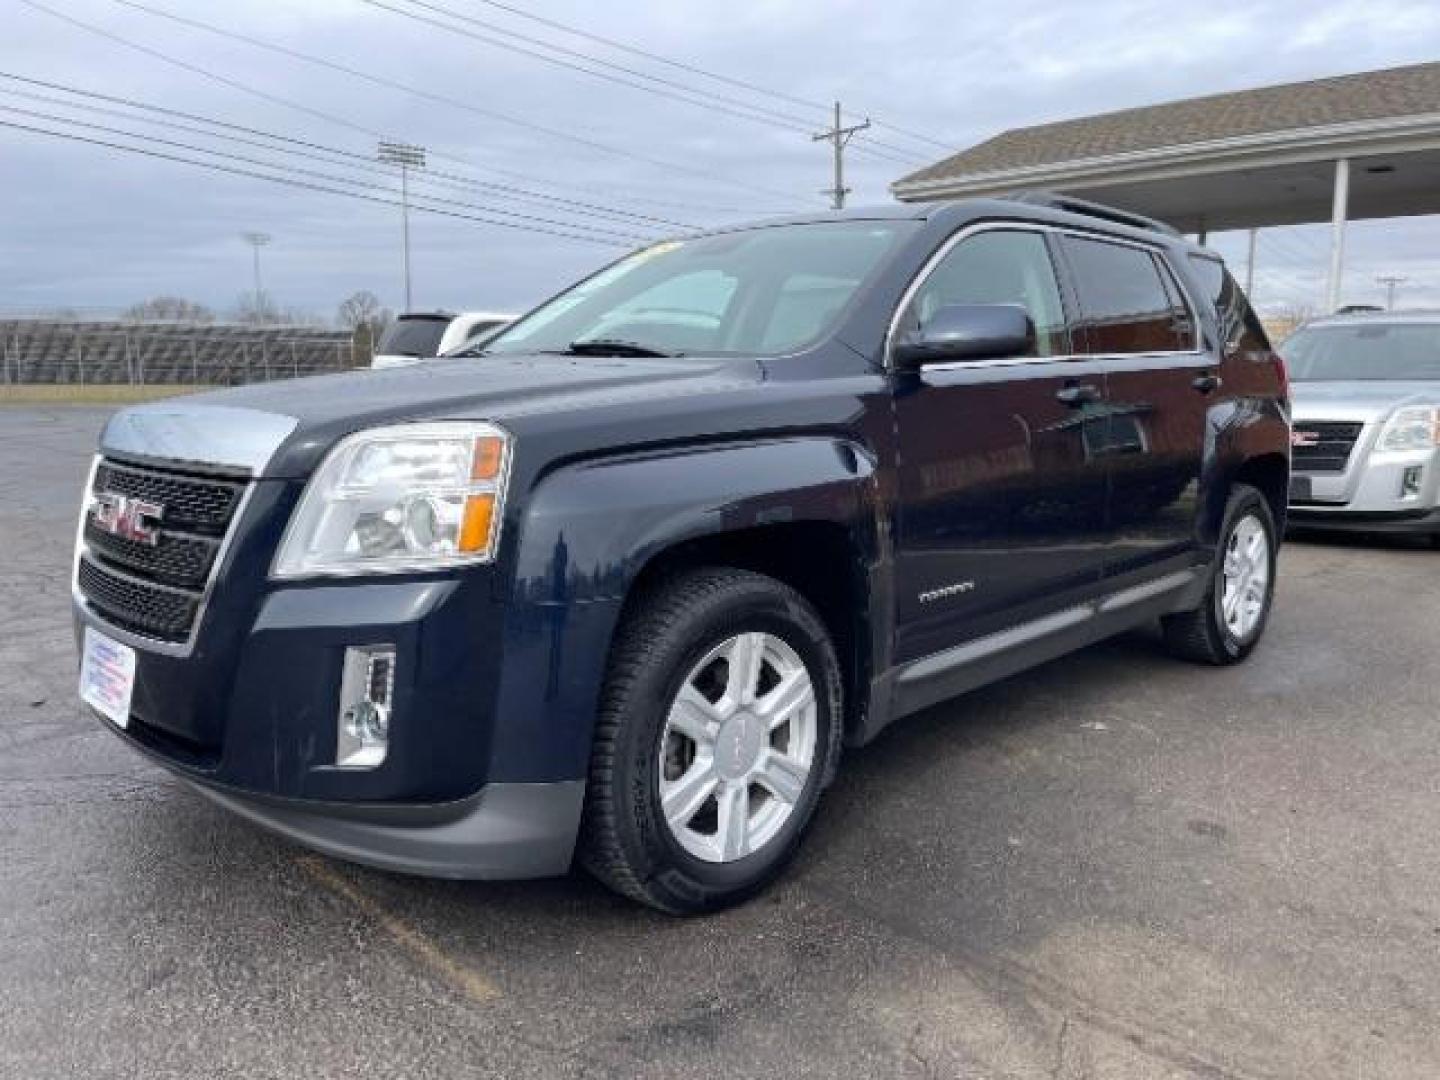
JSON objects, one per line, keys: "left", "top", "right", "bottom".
{"left": 92, "top": 493, "right": 164, "bottom": 546}
{"left": 1291, "top": 430, "right": 1321, "bottom": 448}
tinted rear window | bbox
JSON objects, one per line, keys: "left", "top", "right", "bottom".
{"left": 378, "top": 317, "right": 449, "bottom": 357}
{"left": 1064, "top": 237, "right": 1184, "bottom": 354}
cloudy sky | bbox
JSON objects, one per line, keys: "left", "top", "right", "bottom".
{"left": 3, "top": 0, "right": 1440, "bottom": 324}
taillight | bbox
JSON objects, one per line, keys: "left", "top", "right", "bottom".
{"left": 1274, "top": 352, "right": 1289, "bottom": 402}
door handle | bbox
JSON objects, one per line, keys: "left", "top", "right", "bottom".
{"left": 1055, "top": 383, "right": 1101, "bottom": 407}
{"left": 1192, "top": 372, "right": 1222, "bottom": 394}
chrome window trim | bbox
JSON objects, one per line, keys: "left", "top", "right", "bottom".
{"left": 72, "top": 454, "right": 257, "bottom": 658}
{"left": 884, "top": 220, "right": 1209, "bottom": 373}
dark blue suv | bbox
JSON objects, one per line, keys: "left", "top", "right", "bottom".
{"left": 74, "top": 195, "right": 1290, "bottom": 913}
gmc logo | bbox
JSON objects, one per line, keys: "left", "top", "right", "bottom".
{"left": 1291, "top": 430, "right": 1321, "bottom": 448}
{"left": 92, "top": 493, "right": 164, "bottom": 546}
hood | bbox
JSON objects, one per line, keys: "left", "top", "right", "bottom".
{"left": 1290, "top": 380, "right": 1440, "bottom": 422}
{"left": 100, "top": 353, "right": 758, "bottom": 478}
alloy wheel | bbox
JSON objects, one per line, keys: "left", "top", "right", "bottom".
{"left": 1220, "top": 513, "right": 1270, "bottom": 641}
{"left": 657, "top": 632, "right": 818, "bottom": 864}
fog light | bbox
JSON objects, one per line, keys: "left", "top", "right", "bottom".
{"left": 1400, "top": 465, "right": 1424, "bottom": 500}
{"left": 337, "top": 646, "right": 395, "bottom": 769}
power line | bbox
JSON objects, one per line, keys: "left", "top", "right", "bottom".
{"left": 0, "top": 107, "right": 658, "bottom": 244}
{"left": 453, "top": 0, "right": 956, "bottom": 153}
{"left": 0, "top": 73, "right": 693, "bottom": 231}
{"left": 0, "top": 101, "right": 659, "bottom": 244}
{"left": 24, "top": 0, "right": 801, "bottom": 203}
{"left": 358, "top": 0, "right": 929, "bottom": 164}
{"left": 101, "top": 0, "right": 828, "bottom": 188}
{"left": 0, "top": 117, "right": 639, "bottom": 247}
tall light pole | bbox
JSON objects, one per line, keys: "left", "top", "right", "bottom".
{"left": 1376, "top": 274, "right": 1407, "bottom": 310}
{"left": 377, "top": 141, "right": 426, "bottom": 310}
{"left": 241, "top": 231, "right": 271, "bottom": 309}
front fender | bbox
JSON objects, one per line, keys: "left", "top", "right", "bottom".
{"left": 484, "top": 438, "right": 880, "bottom": 783}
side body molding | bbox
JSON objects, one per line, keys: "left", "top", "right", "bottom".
{"left": 484, "top": 437, "right": 883, "bottom": 784}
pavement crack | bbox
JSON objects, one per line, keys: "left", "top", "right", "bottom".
{"left": 1050, "top": 1016, "right": 1070, "bottom": 1080}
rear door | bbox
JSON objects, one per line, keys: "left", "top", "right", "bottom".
{"left": 1058, "top": 234, "right": 1210, "bottom": 581}
{"left": 891, "top": 225, "right": 1114, "bottom": 664}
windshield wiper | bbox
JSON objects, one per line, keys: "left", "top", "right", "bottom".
{"left": 564, "top": 338, "right": 679, "bottom": 358}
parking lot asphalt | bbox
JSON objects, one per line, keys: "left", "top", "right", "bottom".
{"left": 2, "top": 404, "right": 1438, "bottom": 1080}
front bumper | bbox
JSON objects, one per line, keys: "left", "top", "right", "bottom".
{"left": 1287, "top": 505, "right": 1440, "bottom": 535}
{"left": 99, "top": 710, "right": 584, "bottom": 877}
{"left": 1289, "top": 435, "right": 1440, "bottom": 531}
{"left": 188, "top": 773, "right": 585, "bottom": 879}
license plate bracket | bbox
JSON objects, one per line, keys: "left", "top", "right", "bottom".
{"left": 79, "top": 626, "right": 137, "bottom": 729}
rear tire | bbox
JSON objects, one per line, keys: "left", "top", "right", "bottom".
{"left": 579, "top": 568, "right": 842, "bottom": 915}
{"left": 1163, "top": 483, "right": 1277, "bottom": 665}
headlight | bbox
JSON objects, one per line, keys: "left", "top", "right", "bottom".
{"left": 1376, "top": 406, "right": 1440, "bottom": 453}
{"left": 273, "top": 421, "right": 511, "bottom": 578}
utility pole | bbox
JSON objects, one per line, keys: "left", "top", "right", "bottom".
{"left": 378, "top": 141, "right": 426, "bottom": 310}
{"left": 241, "top": 231, "right": 271, "bottom": 311}
{"left": 1376, "top": 274, "right": 1406, "bottom": 310}
{"left": 812, "top": 101, "right": 870, "bottom": 210}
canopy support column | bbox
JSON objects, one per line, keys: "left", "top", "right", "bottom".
{"left": 1325, "top": 158, "right": 1350, "bottom": 313}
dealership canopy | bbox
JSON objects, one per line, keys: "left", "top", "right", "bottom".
{"left": 892, "top": 62, "right": 1440, "bottom": 311}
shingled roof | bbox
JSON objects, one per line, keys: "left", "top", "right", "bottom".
{"left": 896, "top": 61, "right": 1440, "bottom": 190}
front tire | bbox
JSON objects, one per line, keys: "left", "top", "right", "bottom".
{"left": 579, "top": 568, "right": 842, "bottom": 915}
{"left": 1163, "top": 483, "right": 1277, "bottom": 665}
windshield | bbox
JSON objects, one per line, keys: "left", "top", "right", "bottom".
{"left": 1283, "top": 322, "right": 1440, "bottom": 381}
{"left": 484, "top": 221, "right": 916, "bottom": 357}
{"left": 377, "top": 317, "right": 449, "bottom": 358}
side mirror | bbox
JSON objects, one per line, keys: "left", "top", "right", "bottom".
{"left": 893, "top": 303, "right": 1036, "bottom": 371}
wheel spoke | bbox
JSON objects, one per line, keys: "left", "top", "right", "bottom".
{"left": 1222, "top": 587, "right": 1241, "bottom": 623}
{"left": 661, "top": 759, "right": 718, "bottom": 829}
{"left": 755, "top": 669, "right": 814, "bottom": 730}
{"left": 755, "top": 749, "right": 808, "bottom": 804}
{"left": 669, "top": 684, "right": 721, "bottom": 745}
{"left": 723, "top": 632, "right": 766, "bottom": 708}
{"left": 715, "top": 783, "right": 751, "bottom": 860}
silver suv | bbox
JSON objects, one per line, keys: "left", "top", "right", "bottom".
{"left": 1284, "top": 312, "right": 1440, "bottom": 543}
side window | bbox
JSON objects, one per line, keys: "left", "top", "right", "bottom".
{"left": 903, "top": 230, "right": 1068, "bottom": 357}
{"left": 1187, "top": 254, "right": 1271, "bottom": 353}
{"left": 1063, "top": 236, "right": 1183, "bottom": 354}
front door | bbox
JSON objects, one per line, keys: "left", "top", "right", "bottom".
{"left": 892, "top": 227, "right": 1113, "bottom": 664}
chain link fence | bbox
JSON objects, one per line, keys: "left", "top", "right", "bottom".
{"left": 0, "top": 318, "right": 369, "bottom": 387}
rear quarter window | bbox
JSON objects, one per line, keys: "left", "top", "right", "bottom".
{"left": 1187, "top": 254, "right": 1271, "bottom": 353}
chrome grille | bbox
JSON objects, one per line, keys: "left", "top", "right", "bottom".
{"left": 92, "top": 461, "right": 242, "bottom": 533}
{"left": 77, "top": 459, "right": 248, "bottom": 644}
{"left": 1292, "top": 420, "right": 1364, "bottom": 474}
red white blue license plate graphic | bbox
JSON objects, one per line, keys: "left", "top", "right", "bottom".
{"left": 79, "top": 627, "right": 136, "bottom": 729}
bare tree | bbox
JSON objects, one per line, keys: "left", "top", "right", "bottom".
{"left": 1262, "top": 301, "right": 1317, "bottom": 344}
{"left": 124, "top": 296, "right": 215, "bottom": 323}
{"left": 338, "top": 290, "right": 392, "bottom": 364}
{"left": 230, "top": 292, "right": 319, "bottom": 327}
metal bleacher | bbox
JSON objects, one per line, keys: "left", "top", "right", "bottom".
{"left": 0, "top": 318, "right": 362, "bottom": 386}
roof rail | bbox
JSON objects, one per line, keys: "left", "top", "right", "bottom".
{"left": 1008, "top": 191, "right": 1183, "bottom": 238}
